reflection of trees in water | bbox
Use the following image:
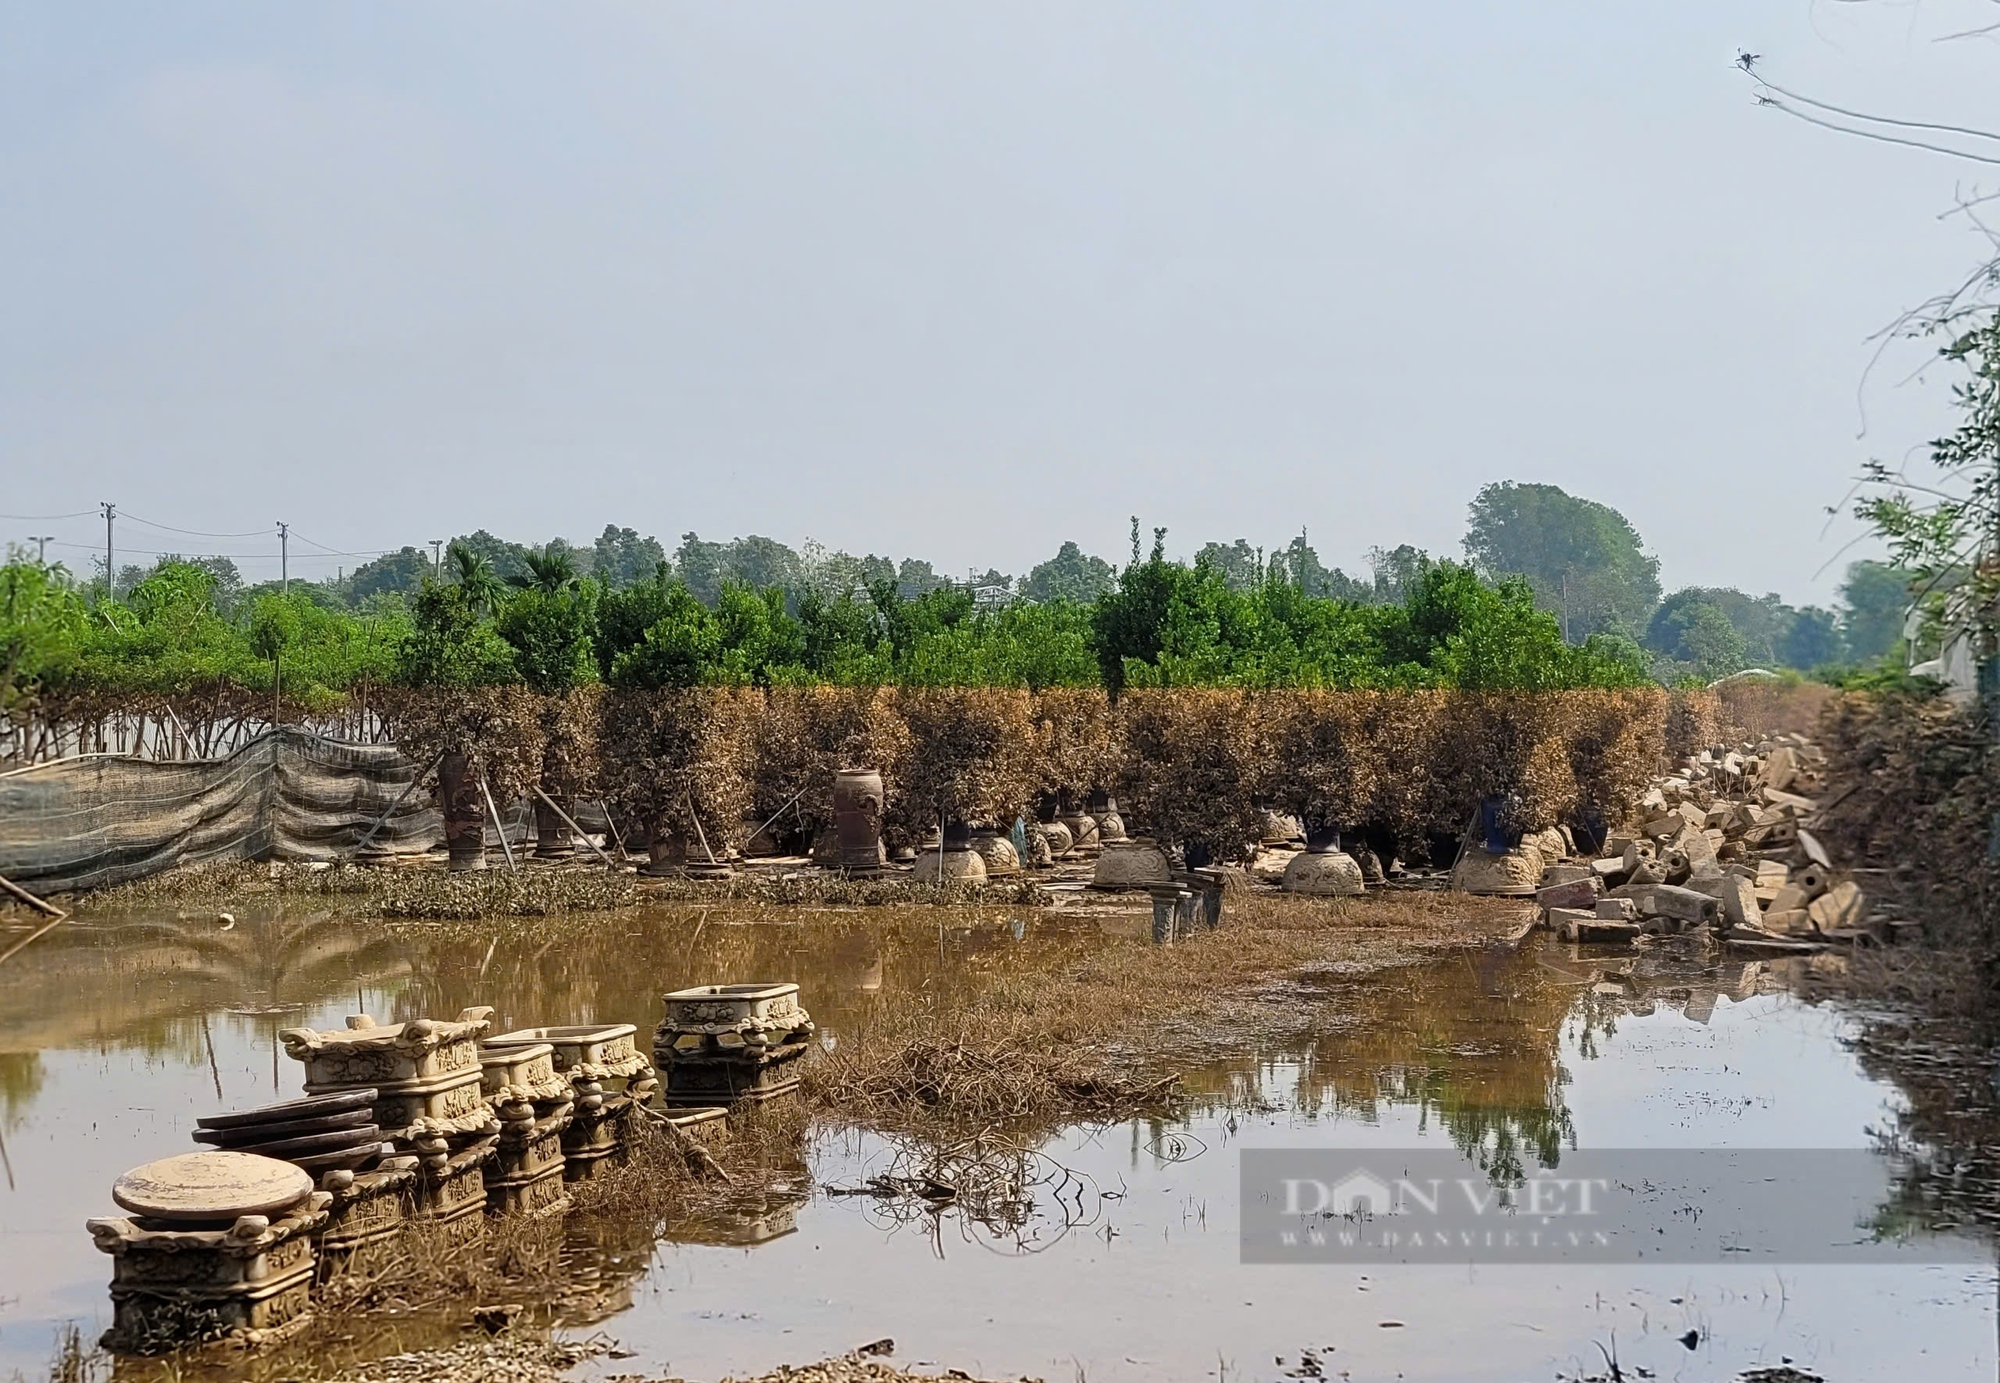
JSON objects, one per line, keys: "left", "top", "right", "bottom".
{"left": 0, "top": 1051, "right": 43, "bottom": 1131}
{"left": 1843, "top": 1011, "right": 2000, "bottom": 1248}
{"left": 0, "top": 911, "right": 412, "bottom": 1066}
{"left": 362, "top": 904, "right": 1073, "bottom": 1046}
{"left": 1218, "top": 950, "right": 1582, "bottom": 1178}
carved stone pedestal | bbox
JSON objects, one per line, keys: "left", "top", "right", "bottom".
{"left": 88, "top": 1195, "right": 330, "bottom": 1354}
{"left": 315, "top": 1161, "right": 417, "bottom": 1281}
{"left": 654, "top": 983, "right": 814, "bottom": 1108}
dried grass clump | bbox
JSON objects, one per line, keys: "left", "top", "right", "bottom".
{"left": 820, "top": 1026, "right": 1177, "bottom": 1126}
{"left": 1260, "top": 690, "right": 1382, "bottom": 836}
{"left": 1033, "top": 687, "right": 1121, "bottom": 802}
{"left": 1114, "top": 688, "right": 1266, "bottom": 856}
{"left": 376, "top": 687, "right": 547, "bottom": 802}
{"left": 753, "top": 687, "right": 911, "bottom": 837}
{"left": 891, "top": 687, "right": 1038, "bottom": 832}
{"left": 1664, "top": 688, "right": 1721, "bottom": 760}
{"left": 600, "top": 687, "right": 760, "bottom": 852}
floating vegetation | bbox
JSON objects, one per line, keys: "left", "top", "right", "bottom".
{"left": 367, "top": 868, "right": 636, "bottom": 918}
{"left": 636, "top": 871, "right": 1052, "bottom": 908}
{"left": 77, "top": 859, "right": 635, "bottom": 918}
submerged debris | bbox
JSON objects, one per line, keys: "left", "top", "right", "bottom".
{"left": 310, "top": 1338, "right": 1035, "bottom": 1383}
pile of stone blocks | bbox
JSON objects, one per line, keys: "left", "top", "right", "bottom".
{"left": 1535, "top": 731, "right": 1894, "bottom": 950}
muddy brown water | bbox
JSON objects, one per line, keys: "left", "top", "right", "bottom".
{"left": 0, "top": 904, "right": 1995, "bottom": 1382}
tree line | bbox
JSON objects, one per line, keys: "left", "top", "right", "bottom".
{"left": 4, "top": 482, "right": 1925, "bottom": 720}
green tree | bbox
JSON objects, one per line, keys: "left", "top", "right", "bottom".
{"left": 449, "top": 529, "right": 531, "bottom": 586}
{"left": 1838, "top": 560, "right": 1913, "bottom": 662}
{"left": 896, "top": 557, "right": 951, "bottom": 599}
{"left": 1856, "top": 311, "right": 2000, "bottom": 653}
{"left": 445, "top": 542, "right": 507, "bottom": 615}
{"left": 710, "top": 583, "right": 807, "bottom": 684}
{"left": 1274, "top": 533, "right": 1374, "bottom": 602}
{"left": 397, "top": 578, "right": 517, "bottom": 688}
{"left": 509, "top": 545, "right": 581, "bottom": 595}
{"left": 348, "top": 546, "right": 432, "bottom": 603}
{"left": 1779, "top": 606, "right": 1843, "bottom": 669}
{"left": 1195, "top": 539, "right": 1265, "bottom": 592}
{"left": 0, "top": 561, "right": 88, "bottom": 713}
{"left": 1367, "top": 544, "right": 1430, "bottom": 605}
{"left": 607, "top": 583, "right": 720, "bottom": 689}
{"left": 1022, "top": 542, "right": 1119, "bottom": 604}
{"left": 590, "top": 526, "right": 669, "bottom": 590}
{"left": 495, "top": 582, "right": 599, "bottom": 694}
{"left": 1463, "top": 482, "right": 1661, "bottom": 638}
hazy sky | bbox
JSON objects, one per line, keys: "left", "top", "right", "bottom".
{"left": 4, "top": 2, "right": 1996, "bottom": 602}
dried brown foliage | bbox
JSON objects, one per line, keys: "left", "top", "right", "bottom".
{"left": 892, "top": 687, "right": 1038, "bottom": 831}
{"left": 537, "top": 685, "right": 603, "bottom": 798}
{"left": 1260, "top": 690, "right": 1382, "bottom": 835}
{"left": 1563, "top": 689, "right": 1665, "bottom": 831}
{"left": 1113, "top": 688, "right": 1266, "bottom": 856}
{"left": 1817, "top": 690, "right": 2000, "bottom": 1006}
{"left": 1664, "top": 688, "right": 1721, "bottom": 761}
{"left": 1426, "top": 693, "right": 1580, "bottom": 836}
{"left": 1716, "top": 678, "right": 1833, "bottom": 740}
{"left": 1361, "top": 689, "right": 1446, "bottom": 848}
{"left": 1031, "top": 687, "right": 1121, "bottom": 800}
{"left": 600, "top": 688, "right": 760, "bottom": 851}
{"left": 753, "top": 687, "right": 912, "bottom": 835}
{"left": 376, "top": 687, "right": 548, "bottom": 801}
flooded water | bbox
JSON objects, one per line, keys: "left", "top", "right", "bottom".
{"left": 1, "top": 904, "right": 1994, "bottom": 1382}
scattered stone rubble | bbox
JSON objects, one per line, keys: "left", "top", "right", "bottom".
{"left": 1535, "top": 731, "right": 1907, "bottom": 952}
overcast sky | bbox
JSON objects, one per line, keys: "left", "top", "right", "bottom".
{"left": 4, "top": 2, "right": 1995, "bottom": 603}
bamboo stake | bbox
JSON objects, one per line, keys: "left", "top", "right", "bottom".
{"left": 0, "top": 910, "right": 69, "bottom": 968}
{"left": 0, "top": 871, "right": 64, "bottom": 918}
{"left": 598, "top": 798, "right": 631, "bottom": 862}
{"left": 350, "top": 750, "right": 444, "bottom": 857}
{"left": 685, "top": 791, "right": 716, "bottom": 863}
{"left": 530, "top": 785, "right": 618, "bottom": 870}
{"left": 749, "top": 788, "right": 806, "bottom": 855}
{"left": 481, "top": 776, "right": 519, "bottom": 872}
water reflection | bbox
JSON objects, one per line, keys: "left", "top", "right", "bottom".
{"left": 1, "top": 905, "right": 1994, "bottom": 1383}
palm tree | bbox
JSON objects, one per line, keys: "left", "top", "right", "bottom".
{"left": 446, "top": 543, "right": 506, "bottom": 614}
{"left": 509, "top": 546, "right": 580, "bottom": 595}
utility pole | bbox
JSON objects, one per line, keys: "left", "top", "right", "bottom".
{"left": 278, "top": 521, "right": 289, "bottom": 594}
{"left": 1561, "top": 569, "right": 1570, "bottom": 643}
{"left": 100, "top": 501, "right": 115, "bottom": 596}
{"left": 32, "top": 536, "right": 52, "bottom": 564}
{"left": 430, "top": 539, "right": 443, "bottom": 575}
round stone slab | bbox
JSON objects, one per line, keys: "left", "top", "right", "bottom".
{"left": 112, "top": 1151, "right": 314, "bottom": 1223}
{"left": 196, "top": 1089, "right": 378, "bottom": 1132}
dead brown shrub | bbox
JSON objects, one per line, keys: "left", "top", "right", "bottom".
{"left": 891, "top": 687, "right": 1038, "bottom": 833}
{"left": 600, "top": 688, "right": 760, "bottom": 853}
{"left": 1112, "top": 688, "right": 1266, "bottom": 856}
{"left": 752, "top": 687, "right": 911, "bottom": 838}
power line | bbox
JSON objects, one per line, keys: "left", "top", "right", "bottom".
{"left": 0, "top": 510, "right": 97, "bottom": 521}
{"left": 41, "top": 539, "right": 384, "bottom": 561}
{"left": 120, "top": 512, "right": 276, "bottom": 539}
